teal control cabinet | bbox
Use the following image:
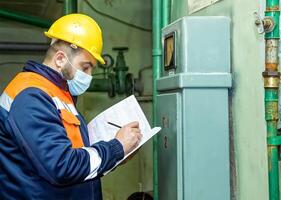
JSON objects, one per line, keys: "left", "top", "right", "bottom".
{"left": 156, "top": 16, "right": 231, "bottom": 200}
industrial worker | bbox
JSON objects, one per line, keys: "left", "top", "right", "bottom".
{"left": 0, "top": 14, "right": 142, "bottom": 199}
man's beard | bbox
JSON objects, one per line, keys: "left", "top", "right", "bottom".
{"left": 61, "top": 63, "right": 74, "bottom": 80}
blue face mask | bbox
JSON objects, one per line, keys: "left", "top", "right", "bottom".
{"left": 65, "top": 56, "right": 93, "bottom": 96}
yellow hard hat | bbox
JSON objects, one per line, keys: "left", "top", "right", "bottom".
{"left": 45, "top": 13, "right": 105, "bottom": 64}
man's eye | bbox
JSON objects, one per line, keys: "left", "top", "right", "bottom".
{"left": 83, "top": 66, "right": 90, "bottom": 71}
{"left": 84, "top": 64, "right": 93, "bottom": 69}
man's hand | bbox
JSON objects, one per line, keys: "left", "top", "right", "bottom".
{"left": 115, "top": 121, "right": 142, "bottom": 155}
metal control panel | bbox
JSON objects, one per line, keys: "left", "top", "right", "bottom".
{"left": 156, "top": 16, "right": 231, "bottom": 200}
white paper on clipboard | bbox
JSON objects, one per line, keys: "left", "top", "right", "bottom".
{"left": 87, "top": 95, "right": 161, "bottom": 174}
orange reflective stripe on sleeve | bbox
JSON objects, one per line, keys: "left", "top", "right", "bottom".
{"left": 3, "top": 72, "right": 84, "bottom": 148}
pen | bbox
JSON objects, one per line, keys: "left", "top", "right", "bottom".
{"left": 107, "top": 121, "right": 122, "bottom": 128}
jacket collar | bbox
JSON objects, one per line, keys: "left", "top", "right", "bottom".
{"left": 23, "top": 60, "right": 69, "bottom": 91}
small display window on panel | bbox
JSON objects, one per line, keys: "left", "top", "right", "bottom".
{"left": 164, "top": 32, "right": 176, "bottom": 71}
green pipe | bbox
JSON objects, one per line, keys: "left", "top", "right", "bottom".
{"left": 0, "top": 9, "right": 51, "bottom": 28}
{"left": 264, "top": 0, "right": 280, "bottom": 199}
{"left": 268, "top": 145, "right": 279, "bottom": 199}
{"left": 266, "top": 0, "right": 279, "bottom": 9}
{"left": 265, "top": 88, "right": 280, "bottom": 200}
{"left": 88, "top": 78, "right": 112, "bottom": 92}
{"left": 87, "top": 77, "right": 116, "bottom": 97}
{"left": 265, "top": 0, "right": 279, "bottom": 42}
{"left": 162, "top": 0, "right": 170, "bottom": 27}
{"left": 153, "top": 0, "right": 170, "bottom": 199}
{"left": 64, "top": 0, "right": 78, "bottom": 14}
{"left": 152, "top": 0, "right": 162, "bottom": 199}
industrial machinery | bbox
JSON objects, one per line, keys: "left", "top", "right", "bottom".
{"left": 156, "top": 16, "right": 231, "bottom": 199}
{"left": 87, "top": 47, "right": 143, "bottom": 97}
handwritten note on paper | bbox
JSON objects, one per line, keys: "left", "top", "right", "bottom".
{"left": 87, "top": 95, "right": 161, "bottom": 173}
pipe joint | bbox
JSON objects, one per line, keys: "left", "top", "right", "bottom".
{"left": 263, "top": 71, "right": 280, "bottom": 88}
{"left": 264, "top": 77, "right": 280, "bottom": 88}
{"left": 152, "top": 49, "right": 162, "bottom": 56}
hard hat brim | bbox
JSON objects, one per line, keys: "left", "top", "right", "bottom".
{"left": 92, "top": 52, "right": 105, "bottom": 65}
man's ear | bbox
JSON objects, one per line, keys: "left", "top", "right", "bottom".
{"left": 54, "top": 51, "right": 67, "bottom": 69}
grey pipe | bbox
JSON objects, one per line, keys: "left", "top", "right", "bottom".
{"left": 0, "top": 42, "right": 49, "bottom": 52}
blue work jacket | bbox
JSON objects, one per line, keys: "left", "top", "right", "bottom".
{"left": 0, "top": 61, "right": 124, "bottom": 199}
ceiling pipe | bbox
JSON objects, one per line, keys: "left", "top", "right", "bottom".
{"left": 0, "top": 42, "right": 49, "bottom": 52}
{"left": 0, "top": 8, "right": 52, "bottom": 28}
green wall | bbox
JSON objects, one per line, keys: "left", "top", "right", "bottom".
{"left": 170, "top": 0, "right": 269, "bottom": 199}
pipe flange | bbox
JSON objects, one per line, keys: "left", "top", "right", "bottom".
{"left": 263, "top": 71, "right": 280, "bottom": 88}
{"left": 264, "top": 77, "right": 280, "bottom": 88}
{"left": 262, "top": 71, "right": 280, "bottom": 77}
